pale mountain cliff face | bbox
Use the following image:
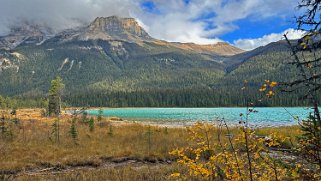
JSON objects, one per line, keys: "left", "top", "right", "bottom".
{"left": 0, "top": 51, "right": 25, "bottom": 72}
{"left": 80, "top": 16, "right": 151, "bottom": 42}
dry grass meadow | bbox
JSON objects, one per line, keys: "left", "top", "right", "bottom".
{"left": 0, "top": 109, "right": 302, "bottom": 180}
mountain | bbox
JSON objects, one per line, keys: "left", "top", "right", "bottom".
{"left": 0, "top": 22, "right": 54, "bottom": 50}
{"left": 81, "top": 16, "right": 152, "bottom": 41}
{"left": 156, "top": 41, "right": 244, "bottom": 56}
{"left": 0, "top": 16, "right": 305, "bottom": 107}
{"left": 222, "top": 40, "right": 292, "bottom": 72}
{"left": 50, "top": 16, "right": 152, "bottom": 43}
{"left": 48, "top": 16, "right": 243, "bottom": 56}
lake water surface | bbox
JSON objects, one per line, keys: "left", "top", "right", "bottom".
{"left": 87, "top": 107, "right": 312, "bottom": 127}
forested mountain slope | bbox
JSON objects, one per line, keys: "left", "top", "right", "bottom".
{"left": 0, "top": 16, "right": 309, "bottom": 107}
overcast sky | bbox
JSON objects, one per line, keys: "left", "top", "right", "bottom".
{"left": 0, "top": 0, "right": 305, "bottom": 50}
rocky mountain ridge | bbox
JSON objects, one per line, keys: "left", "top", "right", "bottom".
{"left": 0, "top": 16, "right": 244, "bottom": 56}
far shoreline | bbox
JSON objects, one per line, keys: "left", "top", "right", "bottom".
{"left": 77, "top": 106, "right": 311, "bottom": 111}
{"left": 1, "top": 108, "right": 302, "bottom": 129}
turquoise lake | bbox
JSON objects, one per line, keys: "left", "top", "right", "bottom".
{"left": 87, "top": 107, "right": 312, "bottom": 127}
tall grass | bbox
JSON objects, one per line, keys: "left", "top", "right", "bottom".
{"left": 0, "top": 109, "right": 302, "bottom": 180}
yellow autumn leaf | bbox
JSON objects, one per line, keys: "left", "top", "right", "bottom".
{"left": 170, "top": 173, "right": 181, "bottom": 177}
{"left": 270, "top": 81, "right": 278, "bottom": 87}
{"left": 259, "top": 88, "right": 267, "bottom": 92}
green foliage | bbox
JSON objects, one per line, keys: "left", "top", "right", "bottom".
{"left": 0, "top": 117, "right": 14, "bottom": 140}
{"left": 50, "top": 119, "right": 60, "bottom": 143}
{"left": 48, "top": 76, "right": 64, "bottom": 116}
{"left": 81, "top": 112, "right": 88, "bottom": 124}
{"left": 49, "top": 76, "right": 64, "bottom": 96}
{"left": 88, "top": 117, "right": 95, "bottom": 132}
{"left": 69, "top": 118, "right": 78, "bottom": 144}
{"left": 0, "top": 96, "right": 47, "bottom": 109}
{"left": 97, "top": 109, "right": 103, "bottom": 122}
{"left": 297, "top": 114, "right": 321, "bottom": 167}
{"left": 0, "top": 96, "right": 6, "bottom": 109}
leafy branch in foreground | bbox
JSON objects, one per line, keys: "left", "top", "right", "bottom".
{"left": 282, "top": 27, "right": 321, "bottom": 173}
{"left": 169, "top": 122, "right": 293, "bottom": 180}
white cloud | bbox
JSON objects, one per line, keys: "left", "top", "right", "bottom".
{"left": 0, "top": 0, "right": 299, "bottom": 45}
{"left": 233, "top": 29, "right": 306, "bottom": 50}
{"left": 0, "top": 0, "right": 139, "bottom": 35}
{"left": 136, "top": 0, "right": 298, "bottom": 44}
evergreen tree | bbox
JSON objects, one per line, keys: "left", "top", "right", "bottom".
{"left": 69, "top": 118, "right": 78, "bottom": 144}
{"left": 89, "top": 117, "right": 95, "bottom": 132}
{"left": 50, "top": 119, "right": 60, "bottom": 143}
{"left": 97, "top": 109, "right": 103, "bottom": 122}
{"left": 81, "top": 112, "right": 88, "bottom": 124}
{"left": 48, "top": 76, "right": 64, "bottom": 117}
